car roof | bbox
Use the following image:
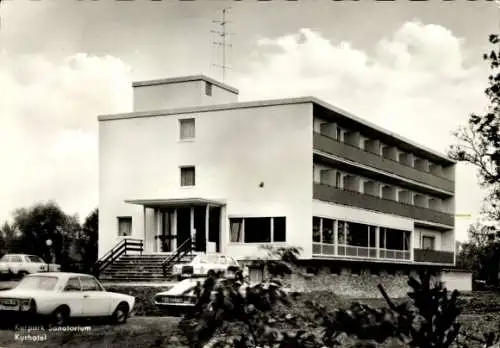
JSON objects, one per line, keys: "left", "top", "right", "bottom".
{"left": 28, "top": 272, "right": 95, "bottom": 278}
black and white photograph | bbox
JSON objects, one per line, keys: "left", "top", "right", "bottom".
{"left": 0, "top": 0, "right": 498, "bottom": 347}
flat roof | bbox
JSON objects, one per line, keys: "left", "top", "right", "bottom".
{"left": 132, "top": 74, "right": 239, "bottom": 95}
{"left": 99, "top": 96, "right": 454, "bottom": 165}
{"left": 125, "top": 198, "right": 226, "bottom": 208}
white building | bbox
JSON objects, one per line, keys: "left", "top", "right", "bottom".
{"left": 98, "top": 75, "right": 456, "bottom": 269}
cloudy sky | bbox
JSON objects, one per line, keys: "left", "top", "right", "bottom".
{"left": 0, "top": 0, "right": 497, "bottom": 240}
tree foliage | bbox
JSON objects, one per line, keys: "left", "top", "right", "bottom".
{"left": 0, "top": 202, "right": 98, "bottom": 271}
{"left": 456, "top": 223, "right": 500, "bottom": 285}
{"left": 449, "top": 34, "right": 500, "bottom": 220}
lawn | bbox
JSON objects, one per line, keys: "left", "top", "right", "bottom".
{"left": 0, "top": 317, "right": 183, "bottom": 348}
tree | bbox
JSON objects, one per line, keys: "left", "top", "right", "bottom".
{"left": 449, "top": 34, "right": 500, "bottom": 220}
{"left": 455, "top": 222, "right": 500, "bottom": 285}
{"left": 12, "top": 201, "right": 75, "bottom": 265}
{"left": 81, "top": 208, "right": 98, "bottom": 271}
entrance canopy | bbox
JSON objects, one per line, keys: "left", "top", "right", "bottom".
{"left": 125, "top": 198, "right": 226, "bottom": 209}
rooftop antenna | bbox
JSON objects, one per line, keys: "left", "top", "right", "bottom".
{"left": 211, "top": 6, "right": 233, "bottom": 83}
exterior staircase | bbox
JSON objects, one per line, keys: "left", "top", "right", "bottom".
{"left": 98, "top": 253, "right": 196, "bottom": 282}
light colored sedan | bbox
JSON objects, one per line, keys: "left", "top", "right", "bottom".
{"left": 0, "top": 254, "right": 61, "bottom": 278}
{"left": 171, "top": 254, "right": 241, "bottom": 280}
{"left": 0, "top": 272, "right": 135, "bottom": 325}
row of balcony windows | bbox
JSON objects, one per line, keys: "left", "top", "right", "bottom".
{"left": 313, "top": 165, "right": 451, "bottom": 213}
{"left": 314, "top": 119, "right": 452, "bottom": 180}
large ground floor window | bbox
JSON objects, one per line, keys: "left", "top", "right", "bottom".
{"left": 230, "top": 216, "right": 286, "bottom": 243}
{"left": 312, "top": 216, "right": 411, "bottom": 260}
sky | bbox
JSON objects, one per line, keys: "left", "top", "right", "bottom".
{"left": 0, "top": 0, "right": 498, "bottom": 241}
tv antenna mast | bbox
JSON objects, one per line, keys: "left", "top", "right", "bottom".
{"left": 211, "top": 7, "right": 233, "bottom": 82}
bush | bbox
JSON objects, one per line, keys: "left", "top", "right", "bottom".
{"left": 179, "top": 262, "right": 468, "bottom": 348}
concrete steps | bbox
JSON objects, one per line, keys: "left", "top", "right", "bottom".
{"left": 98, "top": 253, "right": 196, "bottom": 282}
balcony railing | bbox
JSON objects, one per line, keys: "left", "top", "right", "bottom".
{"left": 313, "top": 183, "right": 455, "bottom": 226}
{"left": 414, "top": 248, "right": 454, "bottom": 264}
{"left": 312, "top": 243, "right": 454, "bottom": 265}
{"left": 313, "top": 132, "right": 454, "bottom": 193}
{"left": 312, "top": 243, "right": 411, "bottom": 261}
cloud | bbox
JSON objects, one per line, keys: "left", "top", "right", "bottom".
{"left": 235, "top": 21, "right": 491, "bottom": 240}
{"left": 0, "top": 52, "right": 132, "bottom": 222}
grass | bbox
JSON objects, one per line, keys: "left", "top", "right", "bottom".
{"left": 0, "top": 317, "right": 183, "bottom": 348}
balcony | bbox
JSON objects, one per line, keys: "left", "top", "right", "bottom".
{"left": 312, "top": 243, "right": 411, "bottom": 261}
{"left": 313, "top": 183, "right": 454, "bottom": 226}
{"left": 312, "top": 244, "right": 454, "bottom": 265}
{"left": 313, "top": 132, "right": 454, "bottom": 193}
{"left": 414, "top": 248, "right": 454, "bottom": 264}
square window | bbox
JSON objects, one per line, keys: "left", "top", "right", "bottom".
{"left": 117, "top": 217, "right": 132, "bottom": 236}
{"left": 180, "top": 166, "right": 196, "bottom": 186}
{"left": 179, "top": 118, "right": 195, "bottom": 140}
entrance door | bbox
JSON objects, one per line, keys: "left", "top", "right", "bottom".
{"left": 209, "top": 207, "right": 221, "bottom": 252}
{"left": 176, "top": 207, "right": 191, "bottom": 248}
{"left": 159, "top": 210, "right": 175, "bottom": 252}
{"left": 193, "top": 207, "right": 206, "bottom": 252}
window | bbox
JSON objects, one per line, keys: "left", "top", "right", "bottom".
{"left": 244, "top": 217, "right": 271, "bottom": 243}
{"left": 230, "top": 218, "right": 244, "bottom": 243}
{"left": 205, "top": 82, "right": 213, "bottom": 96}
{"left": 312, "top": 217, "right": 321, "bottom": 242}
{"left": 179, "top": 118, "right": 195, "bottom": 140}
{"left": 422, "top": 236, "right": 435, "bottom": 250}
{"left": 369, "top": 226, "right": 376, "bottom": 248}
{"left": 322, "top": 218, "right": 334, "bottom": 244}
{"left": 64, "top": 277, "right": 81, "bottom": 292}
{"left": 338, "top": 221, "right": 345, "bottom": 244}
{"left": 180, "top": 166, "right": 195, "bottom": 186}
{"left": 230, "top": 217, "right": 286, "bottom": 243}
{"left": 273, "top": 217, "right": 286, "bottom": 242}
{"left": 11, "top": 255, "right": 22, "bottom": 263}
{"left": 80, "top": 277, "right": 103, "bottom": 291}
{"left": 118, "top": 217, "right": 132, "bottom": 236}
{"left": 26, "top": 255, "right": 44, "bottom": 263}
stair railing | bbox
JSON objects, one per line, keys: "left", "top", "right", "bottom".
{"left": 93, "top": 238, "right": 143, "bottom": 278}
{"left": 162, "top": 238, "right": 193, "bottom": 278}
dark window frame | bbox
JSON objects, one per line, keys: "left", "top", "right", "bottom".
{"left": 117, "top": 216, "right": 132, "bottom": 237}
{"left": 180, "top": 166, "right": 196, "bottom": 187}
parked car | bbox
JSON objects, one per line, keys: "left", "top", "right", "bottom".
{"left": 0, "top": 254, "right": 61, "bottom": 278}
{"left": 153, "top": 277, "right": 237, "bottom": 315}
{"left": 171, "top": 254, "right": 241, "bottom": 280}
{"left": 0, "top": 272, "right": 135, "bottom": 325}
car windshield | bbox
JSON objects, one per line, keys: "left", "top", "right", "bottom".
{"left": 16, "top": 276, "right": 59, "bottom": 291}
{"left": 26, "top": 255, "right": 44, "bottom": 263}
{"left": 0, "top": 255, "right": 7, "bottom": 262}
{"left": 196, "top": 255, "right": 219, "bottom": 264}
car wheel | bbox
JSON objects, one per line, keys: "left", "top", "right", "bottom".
{"left": 51, "top": 306, "right": 69, "bottom": 326}
{"left": 112, "top": 303, "right": 129, "bottom": 325}
{"left": 17, "top": 271, "right": 28, "bottom": 279}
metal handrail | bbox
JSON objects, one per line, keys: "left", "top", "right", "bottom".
{"left": 162, "top": 238, "right": 193, "bottom": 278}
{"left": 93, "top": 238, "right": 143, "bottom": 277}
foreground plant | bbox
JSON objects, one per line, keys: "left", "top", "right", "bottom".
{"left": 179, "top": 253, "right": 465, "bottom": 348}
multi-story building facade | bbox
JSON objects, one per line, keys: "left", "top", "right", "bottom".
{"left": 98, "top": 75, "right": 456, "bottom": 270}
